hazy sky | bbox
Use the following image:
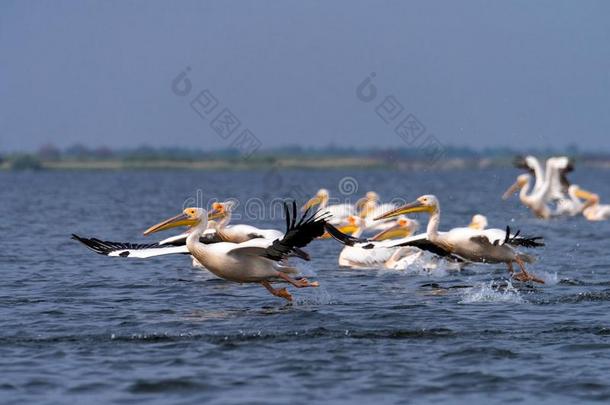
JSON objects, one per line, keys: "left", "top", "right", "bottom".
{"left": 1, "top": 0, "right": 609, "bottom": 152}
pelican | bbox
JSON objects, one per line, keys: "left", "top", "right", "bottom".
{"left": 385, "top": 214, "right": 488, "bottom": 270}
{"left": 72, "top": 210, "right": 224, "bottom": 261}
{"left": 375, "top": 195, "right": 545, "bottom": 283}
{"left": 302, "top": 189, "right": 356, "bottom": 225}
{"left": 73, "top": 204, "right": 313, "bottom": 269}
{"left": 468, "top": 214, "right": 488, "bottom": 230}
{"left": 513, "top": 155, "right": 574, "bottom": 201}
{"left": 143, "top": 202, "right": 328, "bottom": 301}
{"left": 334, "top": 216, "right": 418, "bottom": 268}
{"left": 356, "top": 191, "right": 401, "bottom": 232}
{"left": 503, "top": 174, "right": 552, "bottom": 219}
{"left": 547, "top": 156, "right": 574, "bottom": 201}
{"left": 205, "top": 201, "right": 284, "bottom": 242}
{"left": 573, "top": 189, "right": 610, "bottom": 221}
{"left": 553, "top": 184, "right": 591, "bottom": 217}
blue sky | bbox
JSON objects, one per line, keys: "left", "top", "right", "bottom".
{"left": 1, "top": 0, "right": 609, "bottom": 151}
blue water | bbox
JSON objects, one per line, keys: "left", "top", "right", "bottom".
{"left": 1, "top": 168, "right": 610, "bottom": 404}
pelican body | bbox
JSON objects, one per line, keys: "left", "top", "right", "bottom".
{"left": 375, "top": 195, "right": 545, "bottom": 283}
{"left": 144, "top": 202, "right": 328, "bottom": 301}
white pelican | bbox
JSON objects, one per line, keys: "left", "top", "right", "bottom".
{"left": 553, "top": 184, "right": 591, "bottom": 217}
{"left": 468, "top": 214, "right": 488, "bottom": 230}
{"left": 513, "top": 155, "right": 574, "bottom": 201}
{"left": 143, "top": 202, "right": 328, "bottom": 301}
{"left": 302, "top": 188, "right": 356, "bottom": 225}
{"left": 333, "top": 216, "right": 418, "bottom": 268}
{"left": 72, "top": 201, "right": 307, "bottom": 265}
{"left": 205, "top": 201, "right": 284, "bottom": 242}
{"left": 72, "top": 210, "right": 224, "bottom": 261}
{"left": 513, "top": 155, "right": 546, "bottom": 195}
{"left": 374, "top": 195, "right": 546, "bottom": 283}
{"left": 503, "top": 174, "right": 552, "bottom": 219}
{"left": 356, "top": 191, "right": 401, "bottom": 232}
{"left": 385, "top": 214, "right": 488, "bottom": 270}
{"left": 574, "top": 190, "right": 610, "bottom": 221}
{"left": 547, "top": 156, "right": 574, "bottom": 201}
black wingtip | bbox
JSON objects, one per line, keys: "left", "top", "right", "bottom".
{"left": 324, "top": 223, "right": 360, "bottom": 246}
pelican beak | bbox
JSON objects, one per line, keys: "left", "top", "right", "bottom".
{"left": 374, "top": 200, "right": 429, "bottom": 220}
{"left": 143, "top": 212, "right": 198, "bottom": 236}
{"left": 207, "top": 208, "right": 224, "bottom": 221}
{"left": 574, "top": 188, "right": 595, "bottom": 200}
{"left": 302, "top": 196, "right": 322, "bottom": 211}
{"left": 502, "top": 181, "right": 521, "bottom": 200}
{"left": 371, "top": 224, "right": 411, "bottom": 241}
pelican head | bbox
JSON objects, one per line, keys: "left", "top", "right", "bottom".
{"left": 143, "top": 207, "right": 207, "bottom": 235}
{"left": 208, "top": 200, "right": 236, "bottom": 220}
{"left": 502, "top": 174, "right": 530, "bottom": 200}
{"left": 468, "top": 214, "right": 488, "bottom": 230}
{"left": 356, "top": 191, "right": 380, "bottom": 210}
{"left": 302, "top": 188, "right": 329, "bottom": 210}
{"left": 374, "top": 195, "right": 439, "bottom": 220}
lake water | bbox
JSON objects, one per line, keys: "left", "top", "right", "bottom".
{"left": 1, "top": 168, "right": 610, "bottom": 404}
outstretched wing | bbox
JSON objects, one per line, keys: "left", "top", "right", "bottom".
{"left": 262, "top": 201, "right": 330, "bottom": 261}
{"left": 513, "top": 155, "right": 536, "bottom": 175}
{"left": 391, "top": 236, "right": 463, "bottom": 261}
{"left": 501, "top": 226, "right": 545, "bottom": 248}
{"left": 71, "top": 234, "right": 189, "bottom": 258}
{"left": 323, "top": 223, "right": 368, "bottom": 246}
{"left": 230, "top": 201, "right": 329, "bottom": 261}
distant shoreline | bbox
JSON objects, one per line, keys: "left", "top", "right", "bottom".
{"left": 3, "top": 157, "right": 610, "bottom": 171}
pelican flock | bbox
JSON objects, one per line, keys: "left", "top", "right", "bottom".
{"left": 503, "top": 155, "right": 608, "bottom": 222}
{"left": 73, "top": 155, "right": 608, "bottom": 301}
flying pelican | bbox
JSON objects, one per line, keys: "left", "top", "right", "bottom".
{"left": 374, "top": 195, "right": 545, "bottom": 283}
{"left": 503, "top": 174, "right": 552, "bottom": 219}
{"left": 72, "top": 210, "right": 224, "bottom": 261}
{"left": 302, "top": 188, "right": 356, "bottom": 225}
{"left": 143, "top": 202, "right": 328, "bottom": 301}
{"left": 385, "top": 214, "right": 488, "bottom": 270}
{"left": 514, "top": 155, "right": 574, "bottom": 201}
{"left": 73, "top": 202, "right": 311, "bottom": 264}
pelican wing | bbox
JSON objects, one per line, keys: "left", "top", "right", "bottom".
{"left": 324, "top": 223, "right": 369, "bottom": 246}
{"left": 159, "top": 232, "right": 223, "bottom": 246}
{"left": 228, "top": 202, "right": 328, "bottom": 262}
{"left": 480, "top": 226, "right": 544, "bottom": 248}
{"left": 390, "top": 234, "right": 461, "bottom": 259}
{"left": 71, "top": 234, "right": 189, "bottom": 258}
{"left": 513, "top": 155, "right": 536, "bottom": 175}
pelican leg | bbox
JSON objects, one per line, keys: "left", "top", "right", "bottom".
{"left": 260, "top": 280, "right": 293, "bottom": 302}
{"left": 276, "top": 272, "right": 320, "bottom": 288}
{"left": 507, "top": 261, "right": 515, "bottom": 274}
{"left": 512, "top": 257, "right": 545, "bottom": 284}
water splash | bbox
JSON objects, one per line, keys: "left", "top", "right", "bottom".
{"left": 533, "top": 270, "right": 559, "bottom": 285}
{"left": 384, "top": 250, "right": 462, "bottom": 278}
{"left": 293, "top": 285, "right": 335, "bottom": 306}
{"left": 459, "top": 280, "right": 526, "bottom": 304}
